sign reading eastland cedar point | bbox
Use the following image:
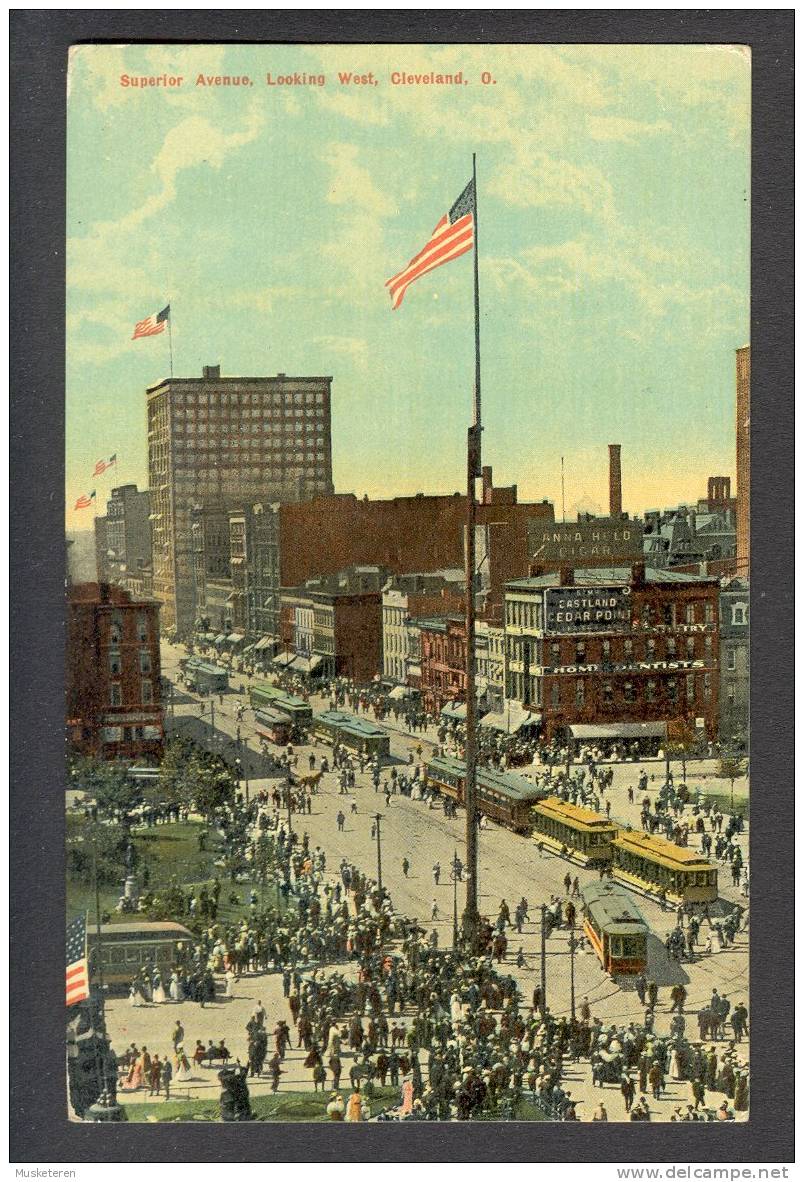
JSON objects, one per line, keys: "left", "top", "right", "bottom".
{"left": 65, "top": 44, "right": 751, "bottom": 1126}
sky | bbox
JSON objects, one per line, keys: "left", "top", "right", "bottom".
{"left": 66, "top": 43, "right": 750, "bottom": 531}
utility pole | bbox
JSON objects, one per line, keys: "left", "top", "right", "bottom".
{"left": 452, "top": 849, "right": 459, "bottom": 950}
{"left": 540, "top": 903, "right": 548, "bottom": 1016}
{"left": 569, "top": 925, "right": 577, "bottom": 1022}
{"left": 373, "top": 812, "right": 383, "bottom": 890}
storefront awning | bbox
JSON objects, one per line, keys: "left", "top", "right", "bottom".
{"left": 272, "top": 651, "right": 297, "bottom": 668}
{"left": 480, "top": 704, "right": 540, "bottom": 734}
{"left": 441, "top": 700, "right": 487, "bottom": 722}
{"left": 213, "top": 634, "right": 228, "bottom": 647}
{"left": 388, "top": 685, "right": 412, "bottom": 700}
{"left": 224, "top": 632, "right": 245, "bottom": 648}
{"left": 254, "top": 635, "right": 276, "bottom": 652}
{"left": 293, "top": 654, "right": 323, "bottom": 675}
{"left": 569, "top": 722, "right": 668, "bottom": 741}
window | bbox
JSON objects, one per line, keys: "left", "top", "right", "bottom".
{"left": 667, "top": 637, "right": 677, "bottom": 659}
{"left": 646, "top": 638, "right": 656, "bottom": 659}
{"left": 732, "top": 603, "right": 748, "bottom": 626}
{"left": 550, "top": 642, "right": 560, "bottom": 666}
{"left": 646, "top": 678, "right": 657, "bottom": 703}
{"left": 623, "top": 680, "right": 636, "bottom": 704}
{"left": 686, "top": 637, "right": 696, "bottom": 660}
{"left": 550, "top": 683, "right": 560, "bottom": 709}
{"left": 705, "top": 602, "right": 715, "bottom": 625}
{"left": 726, "top": 649, "right": 736, "bottom": 672}
{"left": 703, "top": 673, "right": 712, "bottom": 703}
{"left": 664, "top": 603, "right": 676, "bottom": 628}
{"left": 575, "top": 679, "right": 585, "bottom": 708}
{"left": 108, "top": 653, "right": 121, "bottom": 676}
{"left": 686, "top": 603, "right": 696, "bottom": 625}
{"left": 109, "top": 682, "right": 122, "bottom": 707}
{"left": 667, "top": 679, "right": 678, "bottom": 704}
{"left": 704, "top": 636, "right": 713, "bottom": 663}
{"left": 623, "top": 638, "right": 634, "bottom": 661}
{"left": 602, "top": 682, "right": 613, "bottom": 706}
{"left": 139, "top": 650, "right": 152, "bottom": 675}
{"left": 602, "top": 639, "right": 611, "bottom": 662}
{"left": 686, "top": 674, "right": 695, "bottom": 703}
{"left": 141, "top": 680, "right": 153, "bottom": 705}
{"left": 575, "top": 641, "right": 586, "bottom": 665}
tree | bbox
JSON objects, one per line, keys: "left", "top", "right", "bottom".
{"left": 153, "top": 739, "right": 194, "bottom": 812}
{"left": 718, "top": 755, "right": 747, "bottom": 813}
{"left": 190, "top": 755, "right": 235, "bottom": 820}
{"left": 67, "top": 817, "right": 129, "bottom": 888}
{"left": 69, "top": 757, "right": 142, "bottom": 826}
{"left": 665, "top": 719, "right": 699, "bottom": 784}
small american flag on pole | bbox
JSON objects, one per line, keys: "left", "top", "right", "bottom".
{"left": 385, "top": 178, "right": 475, "bottom": 310}
{"left": 74, "top": 490, "right": 96, "bottom": 511}
{"left": 66, "top": 915, "right": 90, "bottom": 1007}
{"left": 93, "top": 454, "right": 117, "bottom": 477}
{"left": 132, "top": 305, "right": 170, "bottom": 340}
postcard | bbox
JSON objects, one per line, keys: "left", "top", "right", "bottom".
{"left": 64, "top": 41, "right": 751, "bottom": 1126}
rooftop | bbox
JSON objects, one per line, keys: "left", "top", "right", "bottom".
{"left": 506, "top": 566, "right": 718, "bottom": 591}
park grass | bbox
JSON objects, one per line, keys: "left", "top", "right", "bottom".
{"left": 122, "top": 1086, "right": 549, "bottom": 1122}
{"left": 66, "top": 818, "right": 275, "bottom": 927}
{"left": 122, "top": 1086, "right": 400, "bottom": 1122}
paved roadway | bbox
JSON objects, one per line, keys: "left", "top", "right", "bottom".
{"left": 109, "top": 643, "right": 750, "bottom": 1120}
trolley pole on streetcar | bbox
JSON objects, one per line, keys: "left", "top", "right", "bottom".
{"left": 373, "top": 813, "right": 383, "bottom": 891}
{"left": 540, "top": 904, "right": 548, "bottom": 1016}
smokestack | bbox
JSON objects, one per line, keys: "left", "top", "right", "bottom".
{"left": 608, "top": 444, "right": 622, "bottom": 519}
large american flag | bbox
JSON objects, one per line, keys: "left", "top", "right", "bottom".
{"left": 385, "top": 179, "right": 475, "bottom": 310}
{"left": 66, "top": 915, "right": 90, "bottom": 1007}
{"left": 132, "top": 304, "right": 170, "bottom": 340}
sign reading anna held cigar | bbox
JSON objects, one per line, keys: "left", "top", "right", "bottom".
{"left": 545, "top": 586, "right": 632, "bottom": 633}
{"left": 529, "top": 520, "right": 644, "bottom": 564}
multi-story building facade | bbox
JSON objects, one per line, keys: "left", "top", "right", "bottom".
{"left": 419, "top": 616, "right": 468, "bottom": 715}
{"left": 94, "top": 484, "right": 152, "bottom": 588}
{"left": 504, "top": 564, "right": 721, "bottom": 744}
{"left": 382, "top": 571, "right": 465, "bottom": 684}
{"left": 476, "top": 620, "right": 505, "bottom": 713}
{"left": 310, "top": 589, "right": 382, "bottom": 682}
{"left": 147, "top": 364, "right": 334, "bottom": 635}
{"left": 67, "top": 582, "right": 163, "bottom": 761}
{"left": 719, "top": 576, "right": 749, "bottom": 748}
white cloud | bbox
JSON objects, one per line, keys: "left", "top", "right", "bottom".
{"left": 323, "top": 142, "right": 395, "bottom": 218}
{"left": 314, "top": 334, "right": 370, "bottom": 368}
{"left": 586, "top": 114, "right": 672, "bottom": 143}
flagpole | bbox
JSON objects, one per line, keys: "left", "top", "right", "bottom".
{"left": 462, "top": 153, "right": 481, "bottom": 948}
{"left": 167, "top": 300, "right": 174, "bottom": 378}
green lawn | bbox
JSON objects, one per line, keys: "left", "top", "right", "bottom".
{"left": 67, "top": 818, "right": 281, "bottom": 927}
{"left": 123, "top": 1086, "right": 401, "bottom": 1122}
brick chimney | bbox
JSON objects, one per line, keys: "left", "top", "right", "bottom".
{"left": 631, "top": 561, "right": 646, "bottom": 587}
{"left": 559, "top": 563, "right": 574, "bottom": 587}
{"left": 202, "top": 364, "right": 220, "bottom": 380}
{"left": 609, "top": 444, "right": 622, "bottom": 518}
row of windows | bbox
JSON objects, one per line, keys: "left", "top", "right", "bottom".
{"left": 109, "top": 680, "right": 154, "bottom": 706}
{"left": 108, "top": 614, "right": 151, "bottom": 645}
{"left": 173, "top": 390, "right": 325, "bottom": 406}
{"left": 534, "top": 635, "right": 715, "bottom": 666}
{"left": 109, "top": 650, "right": 152, "bottom": 676}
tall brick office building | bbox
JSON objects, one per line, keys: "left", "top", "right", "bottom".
{"left": 67, "top": 583, "right": 164, "bottom": 761}
{"left": 147, "top": 364, "right": 334, "bottom": 635}
{"left": 504, "top": 563, "right": 721, "bottom": 744}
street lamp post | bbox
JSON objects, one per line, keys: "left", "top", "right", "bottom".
{"left": 371, "top": 812, "right": 383, "bottom": 891}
